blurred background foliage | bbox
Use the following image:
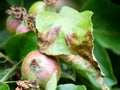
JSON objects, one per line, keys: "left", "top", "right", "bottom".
{"left": 0, "top": 0, "right": 120, "bottom": 90}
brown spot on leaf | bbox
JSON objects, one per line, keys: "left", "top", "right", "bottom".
{"left": 38, "top": 26, "right": 61, "bottom": 51}
{"left": 66, "top": 33, "right": 79, "bottom": 48}
{"left": 65, "top": 30, "right": 104, "bottom": 87}
{"left": 65, "top": 30, "right": 100, "bottom": 70}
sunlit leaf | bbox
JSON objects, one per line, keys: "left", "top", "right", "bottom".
{"left": 36, "top": 6, "right": 93, "bottom": 55}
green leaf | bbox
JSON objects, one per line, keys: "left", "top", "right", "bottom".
{"left": 36, "top": 6, "right": 93, "bottom": 55}
{"left": 61, "top": 62, "right": 76, "bottom": 81}
{"left": 112, "top": 87, "right": 120, "bottom": 90}
{"left": 94, "top": 30, "right": 120, "bottom": 55}
{"left": 57, "top": 84, "right": 86, "bottom": 90}
{"left": 81, "top": 0, "right": 120, "bottom": 54}
{"left": 6, "top": 0, "right": 22, "bottom": 6}
{"left": 0, "top": 30, "right": 10, "bottom": 48}
{"left": 0, "top": 83, "right": 10, "bottom": 90}
{"left": 5, "top": 31, "right": 37, "bottom": 61}
{"left": 0, "top": 68, "right": 12, "bottom": 80}
{"left": 0, "top": 58, "right": 15, "bottom": 82}
{"left": 94, "top": 40, "right": 117, "bottom": 87}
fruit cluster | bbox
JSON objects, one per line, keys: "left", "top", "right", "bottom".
{"left": 6, "top": 1, "right": 61, "bottom": 90}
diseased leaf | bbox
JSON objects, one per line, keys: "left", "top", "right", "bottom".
{"left": 59, "top": 55, "right": 105, "bottom": 89}
{"left": 36, "top": 6, "right": 93, "bottom": 55}
{"left": 81, "top": 0, "right": 120, "bottom": 55}
{"left": 57, "top": 84, "right": 86, "bottom": 90}
{"left": 36, "top": 6, "right": 107, "bottom": 89}
{"left": 5, "top": 31, "right": 37, "bottom": 61}
{"left": 0, "top": 83, "right": 10, "bottom": 90}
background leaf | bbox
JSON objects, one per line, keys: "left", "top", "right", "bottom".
{"left": 94, "top": 40, "right": 117, "bottom": 87}
{"left": 0, "top": 29, "right": 10, "bottom": 48}
{"left": 5, "top": 31, "right": 37, "bottom": 61}
{"left": 6, "top": 0, "right": 22, "bottom": 6}
{"left": 0, "top": 83, "right": 10, "bottom": 90}
{"left": 57, "top": 84, "right": 86, "bottom": 90}
{"left": 81, "top": 0, "right": 120, "bottom": 55}
{"left": 0, "top": 1, "right": 8, "bottom": 30}
{"left": 6, "top": 0, "right": 40, "bottom": 9}
{"left": 60, "top": 61, "right": 76, "bottom": 81}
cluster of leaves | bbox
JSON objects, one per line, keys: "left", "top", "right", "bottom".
{"left": 0, "top": 0, "right": 120, "bottom": 90}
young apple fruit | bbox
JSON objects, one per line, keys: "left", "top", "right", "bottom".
{"left": 21, "top": 50, "right": 61, "bottom": 89}
{"left": 28, "top": 1, "right": 46, "bottom": 15}
{"left": 16, "top": 21, "right": 30, "bottom": 34}
{"left": 6, "top": 16, "right": 20, "bottom": 34}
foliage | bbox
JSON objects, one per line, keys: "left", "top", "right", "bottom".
{"left": 0, "top": 0, "right": 120, "bottom": 90}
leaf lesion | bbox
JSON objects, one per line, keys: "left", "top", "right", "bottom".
{"left": 38, "top": 26, "right": 61, "bottom": 52}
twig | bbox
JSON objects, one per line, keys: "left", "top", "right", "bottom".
{"left": 4, "top": 81, "right": 16, "bottom": 84}
{"left": 0, "top": 52, "right": 14, "bottom": 65}
{"left": 0, "top": 61, "right": 22, "bottom": 82}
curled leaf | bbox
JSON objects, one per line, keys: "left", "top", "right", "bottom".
{"left": 36, "top": 6, "right": 108, "bottom": 90}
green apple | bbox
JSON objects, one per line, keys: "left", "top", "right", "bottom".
{"left": 28, "top": 1, "right": 46, "bottom": 15}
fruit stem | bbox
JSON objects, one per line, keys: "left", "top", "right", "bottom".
{"left": 0, "top": 52, "right": 14, "bottom": 65}
{"left": 0, "top": 61, "right": 22, "bottom": 82}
